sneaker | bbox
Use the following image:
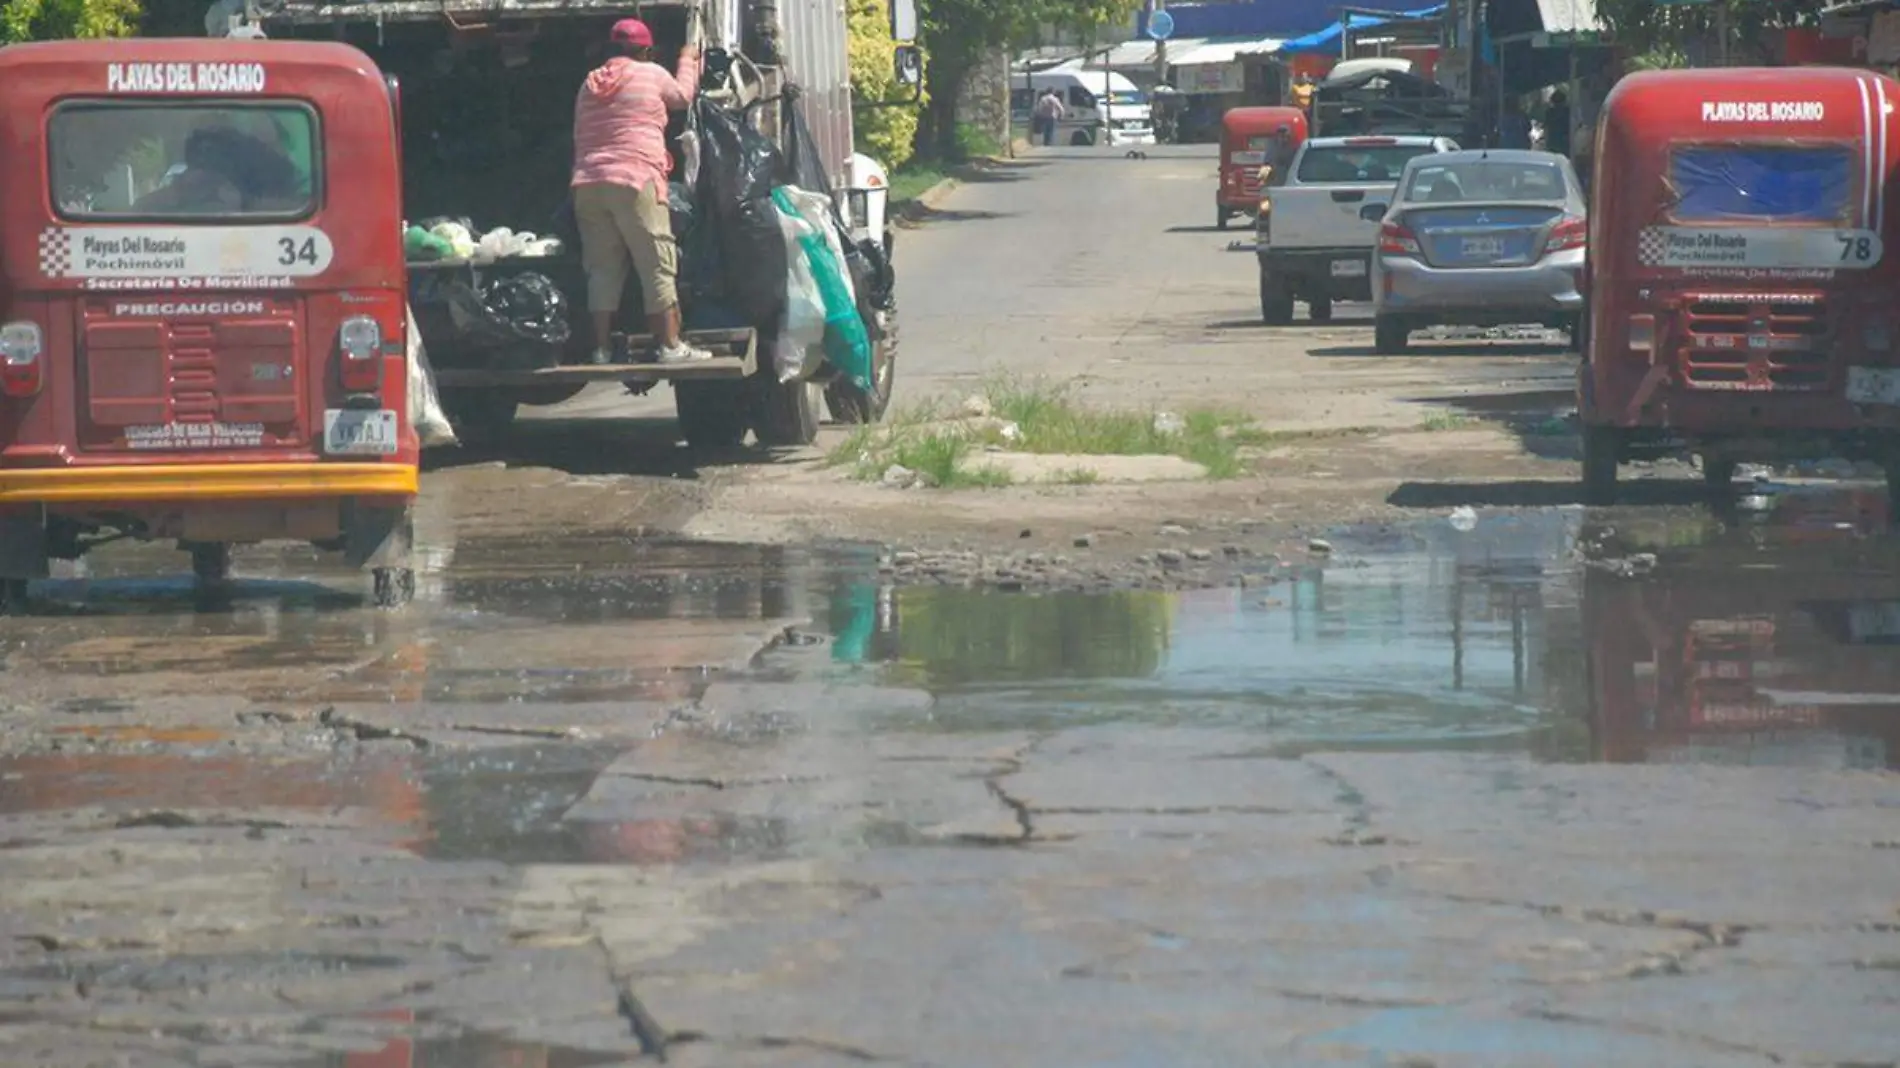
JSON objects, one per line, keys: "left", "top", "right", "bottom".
{"left": 655, "top": 342, "right": 714, "bottom": 364}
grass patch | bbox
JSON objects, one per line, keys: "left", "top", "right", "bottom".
{"left": 1419, "top": 410, "right": 1479, "bottom": 432}
{"left": 831, "top": 376, "right": 1274, "bottom": 488}
{"left": 889, "top": 166, "right": 950, "bottom": 205}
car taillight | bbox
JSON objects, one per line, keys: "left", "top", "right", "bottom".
{"left": 0, "top": 322, "right": 44, "bottom": 399}
{"left": 338, "top": 315, "right": 384, "bottom": 393}
{"left": 1545, "top": 216, "right": 1587, "bottom": 255}
{"left": 1378, "top": 222, "right": 1420, "bottom": 256}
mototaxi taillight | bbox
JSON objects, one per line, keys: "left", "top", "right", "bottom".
{"left": 338, "top": 315, "right": 384, "bottom": 393}
{"left": 1545, "top": 216, "right": 1587, "bottom": 255}
{"left": 1378, "top": 221, "right": 1420, "bottom": 256}
{"left": 0, "top": 322, "right": 44, "bottom": 398}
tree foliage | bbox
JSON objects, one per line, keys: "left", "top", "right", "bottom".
{"left": 913, "top": 0, "right": 1139, "bottom": 157}
{"left": 2, "top": 0, "right": 141, "bottom": 42}
{"left": 1590, "top": 0, "right": 1828, "bottom": 63}
{"left": 848, "top": 0, "right": 924, "bottom": 170}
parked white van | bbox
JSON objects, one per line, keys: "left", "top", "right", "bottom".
{"left": 1011, "top": 67, "right": 1155, "bottom": 146}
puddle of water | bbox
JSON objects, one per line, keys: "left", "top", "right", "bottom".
{"left": 823, "top": 491, "right": 1900, "bottom": 769}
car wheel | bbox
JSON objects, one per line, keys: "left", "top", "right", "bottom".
{"left": 1581, "top": 425, "right": 1622, "bottom": 506}
{"left": 1374, "top": 315, "right": 1410, "bottom": 354}
{"left": 1309, "top": 296, "right": 1334, "bottom": 323}
{"left": 1260, "top": 270, "right": 1294, "bottom": 326}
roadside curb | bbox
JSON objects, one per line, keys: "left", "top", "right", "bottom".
{"left": 893, "top": 155, "right": 1027, "bottom": 227}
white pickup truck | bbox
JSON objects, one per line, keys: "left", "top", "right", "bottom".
{"left": 1255, "top": 134, "right": 1457, "bottom": 324}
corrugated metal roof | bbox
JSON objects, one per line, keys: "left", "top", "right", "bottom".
{"left": 1170, "top": 35, "right": 1285, "bottom": 67}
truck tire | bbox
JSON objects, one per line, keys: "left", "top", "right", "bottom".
{"left": 752, "top": 378, "right": 823, "bottom": 447}
{"left": 1581, "top": 425, "right": 1622, "bottom": 506}
{"left": 0, "top": 579, "right": 27, "bottom": 616}
{"left": 1216, "top": 206, "right": 1230, "bottom": 230}
{"left": 827, "top": 315, "right": 897, "bottom": 425}
{"left": 1309, "top": 296, "right": 1334, "bottom": 323}
{"left": 441, "top": 389, "right": 518, "bottom": 446}
{"left": 675, "top": 381, "right": 751, "bottom": 449}
{"left": 1374, "top": 315, "right": 1410, "bottom": 354}
{"left": 1260, "top": 270, "right": 1294, "bottom": 325}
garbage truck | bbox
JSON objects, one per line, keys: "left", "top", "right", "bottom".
{"left": 240, "top": 0, "right": 918, "bottom": 449}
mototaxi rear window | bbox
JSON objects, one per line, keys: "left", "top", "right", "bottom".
{"left": 50, "top": 101, "right": 319, "bottom": 222}
{"left": 1668, "top": 144, "right": 1855, "bottom": 224}
{"left": 1296, "top": 144, "right": 1439, "bottom": 184}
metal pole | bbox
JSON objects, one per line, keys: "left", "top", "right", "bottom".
{"left": 1717, "top": 0, "right": 1730, "bottom": 66}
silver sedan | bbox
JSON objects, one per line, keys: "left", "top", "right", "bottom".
{"left": 1369, "top": 149, "right": 1587, "bottom": 354}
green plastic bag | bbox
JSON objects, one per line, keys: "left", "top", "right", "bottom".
{"left": 771, "top": 187, "right": 872, "bottom": 392}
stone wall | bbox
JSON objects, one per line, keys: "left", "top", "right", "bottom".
{"left": 957, "top": 46, "right": 1013, "bottom": 151}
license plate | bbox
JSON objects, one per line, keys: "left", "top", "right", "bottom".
{"left": 324, "top": 409, "right": 399, "bottom": 455}
{"left": 1460, "top": 236, "right": 1505, "bottom": 258}
{"left": 1847, "top": 601, "right": 1900, "bottom": 642}
{"left": 1331, "top": 259, "right": 1367, "bottom": 278}
{"left": 1846, "top": 366, "right": 1900, "bottom": 405}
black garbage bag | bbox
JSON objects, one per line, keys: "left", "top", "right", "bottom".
{"left": 695, "top": 96, "right": 781, "bottom": 208}
{"left": 443, "top": 271, "right": 572, "bottom": 348}
{"left": 781, "top": 89, "right": 836, "bottom": 200}
{"left": 692, "top": 99, "right": 787, "bottom": 326}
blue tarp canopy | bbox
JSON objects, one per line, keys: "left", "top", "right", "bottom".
{"left": 1272, "top": 4, "right": 1448, "bottom": 55}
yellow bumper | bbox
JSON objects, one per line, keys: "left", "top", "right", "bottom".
{"left": 0, "top": 463, "right": 419, "bottom": 505}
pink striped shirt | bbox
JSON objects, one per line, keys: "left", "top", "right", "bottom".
{"left": 571, "top": 51, "right": 701, "bottom": 201}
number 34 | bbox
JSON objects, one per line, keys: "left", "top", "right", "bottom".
{"left": 277, "top": 236, "right": 322, "bottom": 267}
{"left": 1837, "top": 234, "right": 1876, "bottom": 262}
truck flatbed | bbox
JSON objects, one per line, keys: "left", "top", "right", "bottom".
{"left": 428, "top": 327, "right": 757, "bottom": 388}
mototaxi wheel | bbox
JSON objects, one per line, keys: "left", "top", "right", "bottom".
{"left": 1581, "top": 425, "right": 1623, "bottom": 506}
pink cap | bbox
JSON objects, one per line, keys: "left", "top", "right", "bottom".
{"left": 609, "top": 18, "right": 654, "bottom": 47}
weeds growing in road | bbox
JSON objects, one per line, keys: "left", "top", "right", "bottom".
{"left": 889, "top": 166, "right": 950, "bottom": 206}
{"left": 1419, "top": 410, "right": 1479, "bottom": 432}
{"left": 829, "top": 376, "right": 1272, "bottom": 488}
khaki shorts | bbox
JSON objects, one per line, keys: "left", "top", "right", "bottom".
{"left": 573, "top": 181, "right": 678, "bottom": 315}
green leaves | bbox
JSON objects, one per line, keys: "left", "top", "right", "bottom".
{"left": 1591, "top": 0, "right": 1828, "bottom": 59}
{"left": 1, "top": 0, "right": 142, "bottom": 42}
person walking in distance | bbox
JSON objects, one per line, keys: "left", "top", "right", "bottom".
{"left": 1034, "top": 88, "right": 1066, "bottom": 147}
{"left": 571, "top": 16, "right": 707, "bottom": 365}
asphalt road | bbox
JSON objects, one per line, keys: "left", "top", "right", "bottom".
{"left": 0, "top": 147, "right": 1897, "bottom": 1068}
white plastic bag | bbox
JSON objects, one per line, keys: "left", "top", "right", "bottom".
{"left": 406, "top": 303, "right": 458, "bottom": 449}
{"left": 778, "top": 186, "right": 859, "bottom": 307}
{"left": 774, "top": 207, "right": 828, "bottom": 384}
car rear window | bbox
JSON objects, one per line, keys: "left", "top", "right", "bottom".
{"left": 1669, "top": 145, "right": 1855, "bottom": 224}
{"left": 50, "top": 102, "right": 318, "bottom": 221}
{"left": 1403, "top": 160, "right": 1567, "bottom": 203}
{"left": 1296, "top": 144, "right": 1439, "bottom": 183}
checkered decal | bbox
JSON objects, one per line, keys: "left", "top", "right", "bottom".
{"left": 1637, "top": 227, "right": 1667, "bottom": 267}
{"left": 38, "top": 229, "right": 74, "bottom": 278}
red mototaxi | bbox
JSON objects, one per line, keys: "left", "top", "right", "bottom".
{"left": 1216, "top": 106, "right": 1307, "bottom": 229}
{"left": 0, "top": 39, "right": 419, "bottom": 609}
{"left": 1579, "top": 67, "right": 1900, "bottom": 503}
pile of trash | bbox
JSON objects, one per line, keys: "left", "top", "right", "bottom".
{"left": 404, "top": 218, "right": 564, "bottom": 263}
{"left": 677, "top": 94, "right": 882, "bottom": 392}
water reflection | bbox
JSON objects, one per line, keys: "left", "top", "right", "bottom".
{"left": 1580, "top": 491, "right": 1900, "bottom": 769}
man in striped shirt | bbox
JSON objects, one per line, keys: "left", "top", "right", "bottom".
{"left": 571, "top": 16, "right": 707, "bottom": 364}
